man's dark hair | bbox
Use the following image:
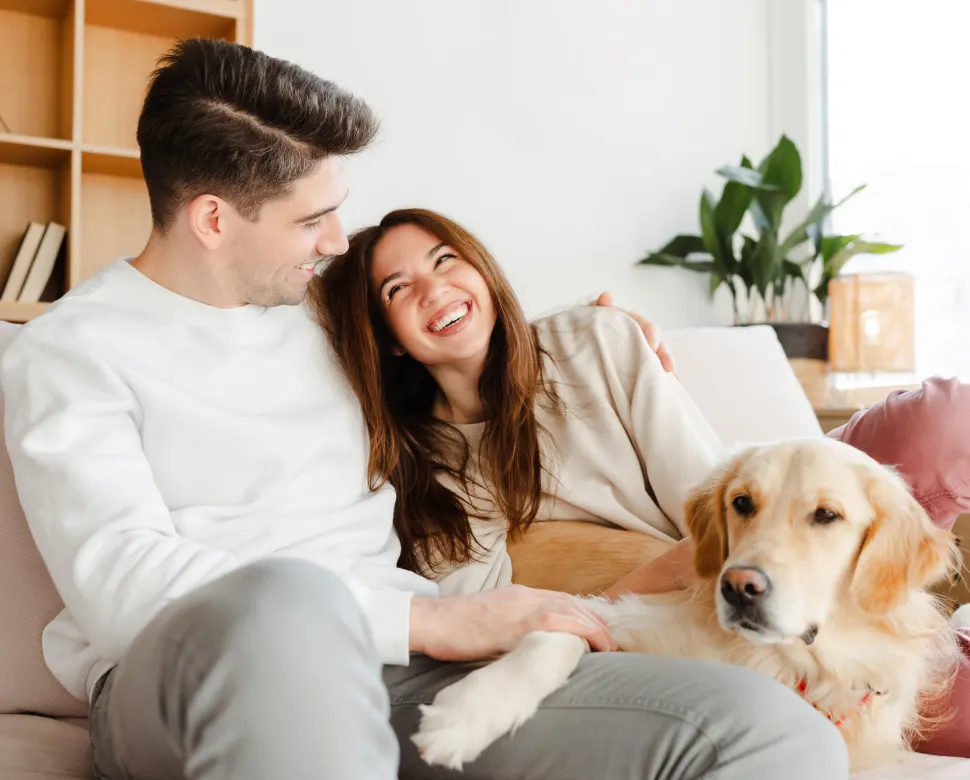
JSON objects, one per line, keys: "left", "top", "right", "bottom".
{"left": 136, "top": 38, "right": 378, "bottom": 231}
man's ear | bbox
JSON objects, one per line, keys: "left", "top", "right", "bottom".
{"left": 850, "top": 466, "right": 958, "bottom": 614}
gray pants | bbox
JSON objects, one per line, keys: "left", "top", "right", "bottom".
{"left": 90, "top": 559, "right": 849, "bottom": 780}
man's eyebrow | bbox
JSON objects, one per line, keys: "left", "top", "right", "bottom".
{"left": 295, "top": 189, "right": 349, "bottom": 223}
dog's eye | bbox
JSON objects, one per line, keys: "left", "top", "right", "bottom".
{"left": 732, "top": 495, "right": 756, "bottom": 517}
{"left": 813, "top": 507, "right": 840, "bottom": 525}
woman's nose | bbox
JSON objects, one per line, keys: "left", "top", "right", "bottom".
{"left": 417, "top": 276, "right": 446, "bottom": 307}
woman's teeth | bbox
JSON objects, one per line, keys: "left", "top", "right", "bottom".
{"left": 429, "top": 302, "right": 469, "bottom": 332}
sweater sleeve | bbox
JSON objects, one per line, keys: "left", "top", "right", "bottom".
{"left": 593, "top": 309, "right": 725, "bottom": 537}
{"left": 0, "top": 327, "right": 243, "bottom": 662}
{"left": 1, "top": 326, "right": 419, "bottom": 667}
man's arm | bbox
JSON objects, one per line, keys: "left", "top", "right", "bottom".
{"left": 0, "top": 329, "right": 242, "bottom": 662}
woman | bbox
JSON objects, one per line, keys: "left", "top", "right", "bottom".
{"left": 311, "top": 207, "right": 723, "bottom": 598}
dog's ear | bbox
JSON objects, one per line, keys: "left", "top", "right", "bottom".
{"left": 684, "top": 470, "right": 730, "bottom": 579}
{"left": 850, "top": 466, "right": 957, "bottom": 614}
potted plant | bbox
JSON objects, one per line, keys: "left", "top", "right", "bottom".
{"left": 638, "top": 135, "right": 902, "bottom": 360}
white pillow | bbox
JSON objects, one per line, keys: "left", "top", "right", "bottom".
{"left": 663, "top": 325, "right": 823, "bottom": 449}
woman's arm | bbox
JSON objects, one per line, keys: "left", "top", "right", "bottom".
{"left": 602, "top": 537, "right": 697, "bottom": 600}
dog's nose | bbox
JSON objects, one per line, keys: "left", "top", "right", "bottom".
{"left": 720, "top": 566, "right": 771, "bottom": 609}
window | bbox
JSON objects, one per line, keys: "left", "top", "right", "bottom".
{"left": 823, "top": 0, "right": 969, "bottom": 380}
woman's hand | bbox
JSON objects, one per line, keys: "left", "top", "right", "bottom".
{"left": 602, "top": 537, "right": 697, "bottom": 601}
{"left": 409, "top": 585, "right": 617, "bottom": 662}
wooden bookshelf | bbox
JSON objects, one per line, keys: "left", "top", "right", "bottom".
{"left": 0, "top": 0, "right": 252, "bottom": 323}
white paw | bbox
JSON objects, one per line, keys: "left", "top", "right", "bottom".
{"left": 411, "top": 632, "right": 587, "bottom": 770}
{"left": 411, "top": 666, "right": 541, "bottom": 769}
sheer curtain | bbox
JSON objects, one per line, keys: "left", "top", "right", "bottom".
{"left": 824, "top": 0, "right": 969, "bottom": 380}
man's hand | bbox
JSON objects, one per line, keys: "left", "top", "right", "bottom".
{"left": 409, "top": 585, "right": 616, "bottom": 662}
{"left": 601, "top": 537, "right": 697, "bottom": 601}
{"left": 592, "top": 292, "right": 675, "bottom": 374}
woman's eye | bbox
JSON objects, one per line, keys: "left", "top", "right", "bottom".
{"left": 435, "top": 253, "right": 456, "bottom": 268}
{"left": 386, "top": 284, "right": 403, "bottom": 301}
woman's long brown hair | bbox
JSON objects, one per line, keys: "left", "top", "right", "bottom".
{"left": 309, "top": 208, "right": 558, "bottom": 574}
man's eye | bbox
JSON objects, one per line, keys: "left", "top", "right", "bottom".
{"left": 302, "top": 220, "right": 321, "bottom": 230}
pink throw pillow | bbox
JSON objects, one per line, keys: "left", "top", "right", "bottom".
{"left": 827, "top": 376, "right": 970, "bottom": 530}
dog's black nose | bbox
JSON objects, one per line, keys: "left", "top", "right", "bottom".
{"left": 720, "top": 566, "right": 771, "bottom": 610}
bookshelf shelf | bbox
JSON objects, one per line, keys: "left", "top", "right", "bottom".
{"left": 87, "top": 0, "right": 240, "bottom": 39}
{"left": 81, "top": 145, "right": 142, "bottom": 178}
{"left": 0, "top": 135, "right": 73, "bottom": 168}
{"left": 0, "top": 0, "right": 252, "bottom": 321}
{"left": 0, "top": 0, "right": 71, "bottom": 21}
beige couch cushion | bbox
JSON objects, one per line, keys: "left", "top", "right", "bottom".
{"left": 0, "top": 323, "right": 87, "bottom": 717}
{"left": 0, "top": 715, "right": 91, "bottom": 779}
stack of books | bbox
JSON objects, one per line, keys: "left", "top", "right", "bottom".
{"left": 1, "top": 221, "right": 66, "bottom": 303}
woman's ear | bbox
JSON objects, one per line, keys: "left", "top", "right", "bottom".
{"left": 850, "top": 466, "right": 958, "bottom": 614}
{"left": 391, "top": 344, "right": 407, "bottom": 357}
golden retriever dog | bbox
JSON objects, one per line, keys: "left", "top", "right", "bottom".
{"left": 411, "top": 438, "right": 963, "bottom": 772}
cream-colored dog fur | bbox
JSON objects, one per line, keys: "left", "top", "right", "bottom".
{"left": 412, "top": 438, "right": 962, "bottom": 772}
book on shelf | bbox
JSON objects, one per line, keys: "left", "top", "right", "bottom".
{"left": 1, "top": 221, "right": 66, "bottom": 304}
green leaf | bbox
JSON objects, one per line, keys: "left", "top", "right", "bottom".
{"left": 715, "top": 165, "right": 779, "bottom": 190}
{"left": 754, "top": 136, "right": 803, "bottom": 232}
{"left": 637, "top": 253, "right": 716, "bottom": 273}
{"left": 782, "top": 259, "right": 804, "bottom": 282}
{"left": 656, "top": 234, "right": 706, "bottom": 259}
{"left": 826, "top": 240, "right": 903, "bottom": 278}
{"left": 710, "top": 273, "right": 723, "bottom": 296}
{"left": 699, "top": 189, "right": 723, "bottom": 264}
{"left": 715, "top": 178, "right": 753, "bottom": 241}
{"left": 780, "top": 185, "right": 867, "bottom": 257}
{"left": 820, "top": 234, "right": 861, "bottom": 264}
{"left": 759, "top": 136, "right": 803, "bottom": 200}
{"left": 737, "top": 236, "right": 758, "bottom": 289}
{"left": 749, "top": 232, "right": 780, "bottom": 298}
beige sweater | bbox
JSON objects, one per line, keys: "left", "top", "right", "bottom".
{"left": 430, "top": 306, "right": 724, "bottom": 596}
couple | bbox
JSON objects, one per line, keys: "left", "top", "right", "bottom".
{"left": 2, "top": 37, "right": 963, "bottom": 780}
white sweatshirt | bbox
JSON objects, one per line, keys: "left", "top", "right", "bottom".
{"left": 0, "top": 258, "right": 438, "bottom": 702}
{"left": 430, "top": 306, "right": 725, "bottom": 596}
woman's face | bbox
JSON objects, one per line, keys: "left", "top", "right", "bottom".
{"left": 370, "top": 224, "right": 497, "bottom": 368}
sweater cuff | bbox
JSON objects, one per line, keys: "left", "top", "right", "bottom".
{"left": 355, "top": 586, "right": 413, "bottom": 666}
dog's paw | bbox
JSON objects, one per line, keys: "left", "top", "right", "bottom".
{"left": 411, "top": 632, "right": 587, "bottom": 769}
{"left": 410, "top": 667, "right": 544, "bottom": 769}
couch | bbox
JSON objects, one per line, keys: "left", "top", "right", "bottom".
{"left": 0, "top": 320, "right": 966, "bottom": 779}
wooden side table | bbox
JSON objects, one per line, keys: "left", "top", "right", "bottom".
{"left": 788, "top": 358, "right": 921, "bottom": 433}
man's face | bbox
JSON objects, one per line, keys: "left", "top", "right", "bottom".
{"left": 225, "top": 157, "right": 350, "bottom": 307}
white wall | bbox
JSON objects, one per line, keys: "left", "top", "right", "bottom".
{"left": 255, "top": 0, "right": 772, "bottom": 327}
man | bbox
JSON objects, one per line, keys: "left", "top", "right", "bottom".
{"left": 0, "top": 38, "right": 848, "bottom": 780}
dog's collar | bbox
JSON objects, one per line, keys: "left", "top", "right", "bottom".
{"left": 794, "top": 679, "right": 881, "bottom": 728}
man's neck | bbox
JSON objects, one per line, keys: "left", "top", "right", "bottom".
{"left": 429, "top": 358, "right": 487, "bottom": 424}
{"left": 132, "top": 234, "right": 244, "bottom": 309}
